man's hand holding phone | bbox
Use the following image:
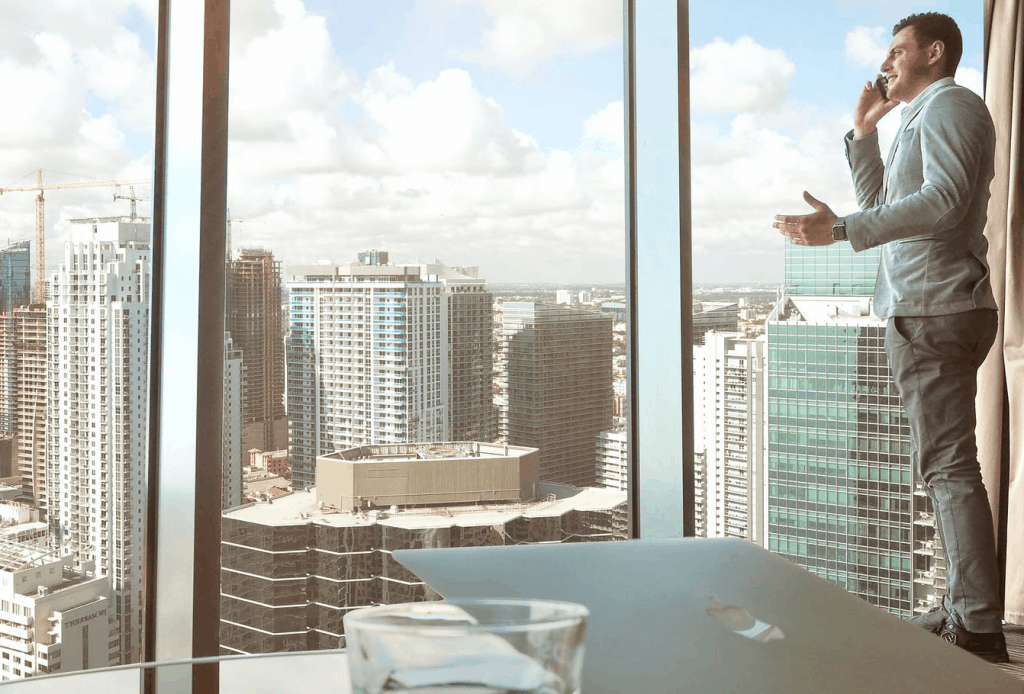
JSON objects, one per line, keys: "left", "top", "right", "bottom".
{"left": 853, "top": 73, "right": 899, "bottom": 140}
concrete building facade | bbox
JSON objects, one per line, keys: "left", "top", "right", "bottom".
{"left": 497, "top": 303, "right": 613, "bottom": 487}
{"left": 0, "top": 541, "right": 115, "bottom": 681}
{"left": 46, "top": 218, "right": 149, "bottom": 663}
{"left": 286, "top": 259, "right": 450, "bottom": 489}
{"left": 693, "top": 332, "right": 766, "bottom": 542}
{"left": 595, "top": 418, "right": 627, "bottom": 491}
{"left": 223, "top": 333, "right": 243, "bottom": 509}
{"left": 416, "top": 263, "right": 495, "bottom": 444}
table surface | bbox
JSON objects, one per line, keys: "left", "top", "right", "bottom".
{"left": 0, "top": 651, "right": 354, "bottom": 693}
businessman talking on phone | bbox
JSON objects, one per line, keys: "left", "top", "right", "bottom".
{"left": 772, "top": 12, "right": 1006, "bottom": 663}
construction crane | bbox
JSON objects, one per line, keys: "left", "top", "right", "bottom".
{"left": 0, "top": 168, "right": 150, "bottom": 303}
{"left": 113, "top": 185, "right": 150, "bottom": 221}
{"left": 225, "top": 208, "right": 265, "bottom": 263}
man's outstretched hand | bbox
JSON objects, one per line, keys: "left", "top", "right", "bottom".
{"left": 773, "top": 192, "right": 838, "bottom": 246}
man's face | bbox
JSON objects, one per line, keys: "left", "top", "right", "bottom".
{"left": 880, "top": 26, "right": 941, "bottom": 103}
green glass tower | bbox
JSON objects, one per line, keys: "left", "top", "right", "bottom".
{"left": 783, "top": 242, "right": 882, "bottom": 296}
{"left": 766, "top": 245, "right": 943, "bottom": 618}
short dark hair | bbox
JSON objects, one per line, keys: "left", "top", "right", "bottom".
{"left": 893, "top": 12, "right": 963, "bottom": 77}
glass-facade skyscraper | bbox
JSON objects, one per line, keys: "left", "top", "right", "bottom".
{"left": 0, "top": 240, "right": 31, "bottom": 314}
{"left": 783, "top": 242, "right": 881, "bottom": 297}
{"left": 766, "top": 244, "right": 943, "bottom": 618}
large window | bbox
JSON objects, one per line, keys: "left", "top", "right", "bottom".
{"left": 214, "top": 0, "right": 633, "bottom": 658}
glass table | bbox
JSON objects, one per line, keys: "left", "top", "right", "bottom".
{"left": 0, "top": 651, "right": 352, "bottom": 693}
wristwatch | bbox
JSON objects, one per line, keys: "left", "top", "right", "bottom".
{"left": 832, "top": 218, "right": 848, "bottom": 242}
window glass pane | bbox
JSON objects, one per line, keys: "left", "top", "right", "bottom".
{"left": 690, "top": 1, "right": 983, "bottom": 622}
{"left": 221, "top": 0, "right": 628, "bottom": 655}
{"left": 0, "top": 0, "right": 157, "bottom": 676}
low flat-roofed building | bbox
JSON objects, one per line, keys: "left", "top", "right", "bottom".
{"left": 220, "top": 445, "right": 626, "bottom": 656}
{"left": 316, "top": 441, "right": 539, "bottom": 510}
{"left": 0, "top": 541, "right": 115, "bottom": 681}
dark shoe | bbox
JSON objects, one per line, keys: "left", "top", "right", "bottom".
{"left": 908, "top": 605, "right": 949, "bottom": 633}
{"left": 939, "top": 621, "right": 1010, "bottom": 663}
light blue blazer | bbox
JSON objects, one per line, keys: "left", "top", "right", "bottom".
{"left": 843, "top": 76, "right": 998, "bottom": 319}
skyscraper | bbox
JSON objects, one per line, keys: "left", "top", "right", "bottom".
{"left": 497, "top": 303, "right": 613, "bottom": 487}
{"left": 415, "top": 262, "right": 495, "bottom": 443}
{"left": 12, "top": 306, "right": 47, "bottom": 510}
{"left": 227, "top": 248, "right": 286, "bottom": 458}
{"left": 223, "top": 333, "right": 243, "bottom": 509}
{"left": 0, "top": 240, "right": 31, "bottom": 316}
{"left": 47, "top": 217, "right": 150, "bottom": 663}
{"left": 694, "top": 332, "right": 766, "bottom": 542}
{"left": 286, "top": 258, "right": 450, "bottom": 489}
{"left": 765, "top": 243, "right": 935, "bottom": 618}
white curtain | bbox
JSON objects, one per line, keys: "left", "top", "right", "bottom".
{"left": 979, "top": 0, "right": 1024, "bottom": 626}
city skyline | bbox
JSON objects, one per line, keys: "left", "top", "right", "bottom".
{"left": 0, "top": 1, "right": 985, "bottom": 284}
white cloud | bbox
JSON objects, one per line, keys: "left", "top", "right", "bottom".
{"left": 224, "top": 6, "right": 627, "bottom": 284}
{"left": 449, "top": 0, "right": 620, "bottom": 77}
{"left": 956, "top": 67, "right": 983, "bottom": 97}
{"left": 845, "top": 25, "right": 889, "bottom": 70}
{"left": 688, "top": 106, "right": 864, "bottom": 281}
{"left": 229, "top": 0, "right": 358, "bottom": 142}
{"left": 690, "top": 37, "right": 795, "bottom": 113}
{"left": 583, "top": 101, "right": 624, "bottom": 151}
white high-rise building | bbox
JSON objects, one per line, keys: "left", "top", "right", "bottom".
{"left": 47, "top": 217, "right": 150, "bottom": 664}
{"left": 595, "top": 417, "right": 627, "bottom": 491}
{"left": 693, "top": 332, "right": 766, "bottom": 543}
{"left": 223, "top": 333, "right": 243, "bottom": 509}
{"left": 287, "top": 258, "right": 450, "bottom": 488}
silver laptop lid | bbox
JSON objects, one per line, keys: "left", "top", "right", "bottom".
{"left": 395, "top": 538, "right": 1019, "bottom": 694}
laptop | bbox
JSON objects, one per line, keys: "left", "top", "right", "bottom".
{"left": 395, "top": 538, "right": 1020, "bottom": 694}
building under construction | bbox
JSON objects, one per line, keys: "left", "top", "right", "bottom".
{"left": 227, "top": 248, "right": 286, "bottom": 457}
{"left": 13, "top": 307, "right": 46, "bottom": 511}
{"left": 497, "top": 303, "right": 613, "bottom": 487}
{"left": 0, "top": 305, "right": 46, "bottom": 508}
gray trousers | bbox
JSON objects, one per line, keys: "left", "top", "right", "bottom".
{"left": 885, "top": 308, "right": 1001, "bottom": 633}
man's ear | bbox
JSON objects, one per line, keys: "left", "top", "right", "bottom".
{"left": 927, "top": 39, "right": 946, "bottom": 69}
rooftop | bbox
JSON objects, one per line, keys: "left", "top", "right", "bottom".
{"left": 0, "top": 538, "right": 56, "bottom": 572}
{"left": 224, "top": 482, "right": 626, "bottom": 528}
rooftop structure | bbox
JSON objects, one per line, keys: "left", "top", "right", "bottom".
{"left": 316, "top": 441, "right": 538, "bottom": 510}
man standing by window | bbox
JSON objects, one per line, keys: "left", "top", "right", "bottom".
{"left": 773, "top": 12, "right": 1007, "bottom": 663}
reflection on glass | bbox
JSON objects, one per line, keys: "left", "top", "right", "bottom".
{"left": 221, "top": 1, "right": 628, "bottom": 656}
{"left": 0, "top": 1, "right": 157, "bottom": 680}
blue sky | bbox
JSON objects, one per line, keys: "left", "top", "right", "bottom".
{"left": 0, "top": 0, "right": 985, "bottom": 284}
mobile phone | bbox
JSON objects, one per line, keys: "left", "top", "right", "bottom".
{"left": 875, "top": 76, "right": 888, "bottom": 100}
